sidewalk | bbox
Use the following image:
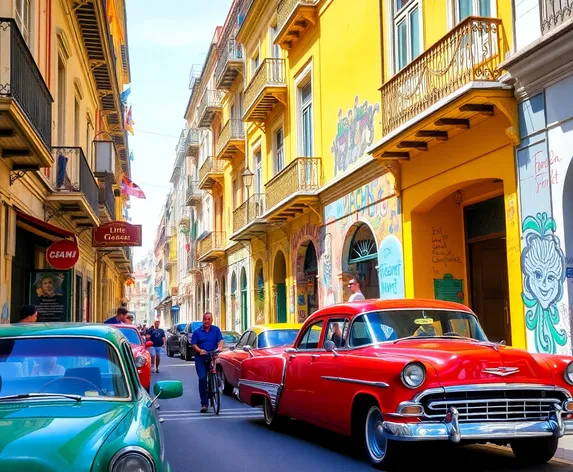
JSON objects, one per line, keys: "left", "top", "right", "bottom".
{"left": 555, "top": 436, "right": 573, "bottom": 461}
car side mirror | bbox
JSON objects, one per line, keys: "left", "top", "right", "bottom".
{"left": 243, "top": 345, "right": 254, "bottom": 357}
{"left": 145, "top": 341, "right": 153, "bottom": 348}
{"left": 153, "top": 380, "right": 183, "bottom": 401}
{"left": 324, "top": 340, "right": 339, "bottom": 357}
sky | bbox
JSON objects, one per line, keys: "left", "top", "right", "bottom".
{"left": 124, "top": 0, "right": 233, "bottom": 263}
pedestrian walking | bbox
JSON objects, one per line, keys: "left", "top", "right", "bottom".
{"left": 126, "top": 313, "right": 134, "bottom": 324}
{"left": 146, "top": 320, "right": 166, "bottom": 373}
{"left": 19, "top": 305, "right": 38, "bottom": 323}
{"left": 104, "top": 307, "right": 128, "bottom": 324}
{"left": 348, "top": 278, "right": 365, "bottom": 301}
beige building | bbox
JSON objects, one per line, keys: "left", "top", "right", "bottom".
{"left": 0, "top": 0, "right": 133, "bottom": 323}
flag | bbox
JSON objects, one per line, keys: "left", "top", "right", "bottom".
{"left": 120, "top": 87, "right": 131, "bottom": 103}
{"left": 124, "top": 105, "right": 134, "bottom": 135}
{"left": 106, "top": 0, "right": 124, "bottom": 42}
{"left": 121, "top": 175, "right": 146, "bottom": 199}
{"left": 129, "top": 151, "right": 135, "bottom": 161}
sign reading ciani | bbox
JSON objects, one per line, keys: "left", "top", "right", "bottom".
{"left": 92, "top": 221, "right": 142, "bottom": 247}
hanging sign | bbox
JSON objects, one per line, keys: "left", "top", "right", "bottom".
{"left": 92, "top": 221, "right": 142, "bottom": 247}
{"left": 46, "top": 239, "right": 80, "bottom": 270}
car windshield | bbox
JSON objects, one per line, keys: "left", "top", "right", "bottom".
{"left": 117, "top": 327, "right": 142, "bottom": 345}
{"left": 258, "top": 330, "right": 299, "bottom": 348}
{"left": 222, "top": 333, "right": 239, "bottom": 344}
{"left": 0, "top": 337, "right": 130, "bottom": 399}
{"left": 176, "top": 323, "right": 186, "bottom": 333}
{"left": 348, "top": 310, "right": 488, "bottom": 346}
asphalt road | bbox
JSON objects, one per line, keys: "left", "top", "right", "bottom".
{"left": 154, "top": 354, "right": 572, "bottom": 472}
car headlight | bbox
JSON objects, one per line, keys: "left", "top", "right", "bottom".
{"left": 135, "top": 356, "right": 146, "bottom": 368}
{"left": 109, "top": 447, "right": 154, "bottom": 472}
{"left": 401, "top": 363, "right": 425, "bottom": 389}
{"left": 565, "top": 362, "right": 573, "bottom": 385}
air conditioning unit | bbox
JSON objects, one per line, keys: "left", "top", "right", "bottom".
{"left": 94, "top": 141, "right": 118, "bottom": 183}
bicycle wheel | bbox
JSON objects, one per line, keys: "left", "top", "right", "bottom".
{"left": 211, "top": 371, "right": 220, "bottom": 415}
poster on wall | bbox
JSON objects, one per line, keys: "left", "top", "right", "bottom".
{"left": 29, "top": 270, "right": 71, "bottom": 322}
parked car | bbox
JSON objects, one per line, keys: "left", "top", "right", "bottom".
{"left": 166, "top": 322, "right": 187, "bottom": 357}
{"left": 0, "top": 323, "right": 183, "bottom": 471}
{"left": 179, "top": 321, "right": 202, "bottom": 360}
{"left": 221, "top": 330, "right": 240, "bottom": 351}
{"left": 218, "top": 323, "right": 302, "bottom": 395}
{"left": 113, "top": 324, "right": 153, "bottom": 392}
{"left": 238, "top": 299, "right": 573, "bottom": 469}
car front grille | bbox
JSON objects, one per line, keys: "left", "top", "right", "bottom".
{"left": 421, "top": 388, "right": 568, "bottom": 422}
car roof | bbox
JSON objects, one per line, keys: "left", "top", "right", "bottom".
{"left": 249, "top": 323, "right": 302, "bottom": 335}
{"left": 0, "top": 323, "right": 125, "bottom": 345}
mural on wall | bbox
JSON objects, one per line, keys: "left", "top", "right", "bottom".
{"left": 255, "top": 267, "right": 265, "bottom": 325}
{"left": 378, "top": 235, "right": 405, "bottom": 298}
{"left": 521, "top": 212, "right": 567, "bottom": 354}
{"left": 332, "top": 96, "right": 380, "bottom": 177}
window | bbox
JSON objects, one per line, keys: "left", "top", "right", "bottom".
{"left": 394, "top": 0, "right": 421, "bottom": 71}
{"left": 86, "top": 118, "right": 94, "bottom": 167}
{"left": 57, "top": 56, "right": 66, "bottom": 144}
{"left": 258, "top": 329, "right": 299, "bottom": 348}
{"left": 454, "top": 0, "right": 491, "bottom": 22}
{"left": 235, "top": 331, "right": 249, "bottom": 350}
{"left": 325, "top": 318, "right": 350, "bottom": 348}
{"left": 274, "top": 127, "right": 284, "bottom": 174}
{"left": 270, "top": 24, "right": 281, "bottom": 58}
{"left": 246, "top": 331, "right": 257, "bottom": 348}
{"left": 251, "top": 50, "right": 260, "bottom": 78}
{"left": 299, "top": 80, "right": 313, "bottom": 156}
{"left": 297, "top": 320, "right": 323, "bottom": 350}
{"left": 15, "top": 0, "right": 32, "bottom": 46}
{"left": 74, "top": 98, "right": 80, "bottom": 147}
{"left": 254, "top": 148, "right": 262, "bottom": 194}
{"left": 349, "top": 315, "right": 374, "bottom": 347}
{"left": 232, "top": 179, "right": 237, "bottom": 209}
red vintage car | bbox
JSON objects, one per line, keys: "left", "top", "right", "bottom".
{"left": 238, "top": 299, "right": 573, "bottom": 469}
{"left": 114, "top": 324, "right": 152, "bottom": 392}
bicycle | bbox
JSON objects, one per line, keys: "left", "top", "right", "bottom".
{"left": 204, "top": 350, "right": 221, "bottom": 415}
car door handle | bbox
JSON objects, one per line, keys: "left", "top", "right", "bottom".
{"left": 289, "top": 354, "right": 297, "bottom": 360}
{"left": 311, "top": 354, "right": 320, "bottom": 360}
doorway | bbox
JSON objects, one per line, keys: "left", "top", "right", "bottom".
{"left": 274, "top": 251, "right": 287, "bottom": 323}
{"left": 303, "top": 243, "right": 319, "bottom": 316}
{"left": 75, "top": 274, "right": 83, "bottom": 322}
{"left": 240, "top": 268, "right": 248, "bottom": 330}
{"left": 347, "top": 223, "right": 380, "bottom": 299}
{"left": 465, "top": 196, "right": 511, "bottom": 344}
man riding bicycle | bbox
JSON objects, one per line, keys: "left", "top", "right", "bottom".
{"left": 191, "top": 312, "right": 224, "bottom": 413}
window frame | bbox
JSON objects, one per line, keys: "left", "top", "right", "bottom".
{"left": 295, "top": 63, "right": 314, "bottom": 157}
{"left": 253, "top": 145, "right": 263, "bottom": 195}
{"left": 14, "top": 0, "right": 32, "bottom": 48}
{"left": 271, "top": 118, "right": 285, "bottom": 176}
{"left": 393, "top": 0, "right": 423, "bottom": 72}
{"left": 448, "top": 0, "right": 496, "bottom": 28}
{"left": 324, "top": 316, "right": 351, "bottom": 350}
{"left": 295, "top": 319, "right": 324, "bottom": 351}
{"left": 269, "top": 22, "right": 281, "bottom": 59}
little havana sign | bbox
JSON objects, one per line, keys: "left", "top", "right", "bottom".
{"left": 92, "top": 221, "right": 142, "bottom": 248}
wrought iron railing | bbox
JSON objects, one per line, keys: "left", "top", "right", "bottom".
{"left": 198, "top": 231, "right": 226, "bottom": 257}
{"left": 244, "top": 58, "right": 286, "bottom": 114}
{"left": 277, "top": 0, "right": 319, "bottom": 32}
{"left": 380, "top": 17, "right": 504, "bottom": 137}
{"left": 0, "top": 18, "right": 52, "bottom": 149}
{"left": 540, "top": 0, "right": 573, "bottom": 33}
{"left": 198, "top": 89, "right": 223, "bottom": 116}
{"left": 187, "top": 244, "right": 197, "bottom": 271}
{"left": 98, "top": 172, "right": 117, "bottom": 220}
{"left": 199, "top": 156, "right": 225, "bottom": 183}
{"left": 186, "top": 127, "right": 199, "bottom": 148}
{"left": 216, "top": 39, "right": 243, "bottom": 83}
{"left": 186, "top": 178, "right": 202, "bottom": 203}
{"left": 233, "top": 194, "right": 265, "bottom": 233}
{"left": 216, "top": 119, "right": 245, "bottom": 156}
{"left": 265, "top": 158, "right": 321, "bottom": 210}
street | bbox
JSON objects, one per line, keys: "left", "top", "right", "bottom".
{"left": 156, "top": 354, "right": 573, "bottom": 472}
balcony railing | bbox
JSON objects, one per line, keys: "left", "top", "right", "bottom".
{"left": 199, "top": 156, "right": 225, "bottom": 189}
{"left": 0, "top": 18, "right": 52, "bottom": 149}
{"left": 98, "top": 172, "right": 117, "bottom": 220}
{"left": 243, "top": 58, "right": 286, "bottom": 120}
{"left": 186, "top": 179, "right": 203, "bottom": 206}
{"left": 265, "top": 157, "right": 322, "bottom": 210}
{"left": 187, "top": 243, "right": 197, "bottom": 272}
{"left": 198, "top": 89, "right": 223, "bottom": 128}
{"left": 541, "top": 0, "right": 573, "bottom": 34}
{"left": 276, "top": 0, "right": 319, "bottom": 49}
{"left": 216, "top": 39, "right": 244, "bottom": 90}
{"left": 380, "top": 17, "right": 504, "bottom": 137}
{"left": 51, "top": 146, "right": 99, "bottom": 215}
{"left": 198, "top": 231, "right": 227, "bottom": 260}
{"left": 186, "top": 127, "right": 200, "bottom": 156}
{"left": 216, "top": 119, "right": 245, "bottom": 159}
{"left": 233, "top": 194, "right": 265, "bottom": 233}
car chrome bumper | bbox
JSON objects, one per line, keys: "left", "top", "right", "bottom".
{"left": 383, "top": 405, "right": 573, "bottom": 443}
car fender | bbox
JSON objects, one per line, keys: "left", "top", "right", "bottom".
{"left": 238, "top": 354, "right": 286, "bottom": 408}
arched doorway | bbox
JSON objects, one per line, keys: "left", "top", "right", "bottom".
{"left": 240, "top": 268, "right": 248, "bottom": 331}
{"left": 346, "top": 223, "right": 380, "bottom": 299}
{"left": 254, "top": 259, "right": 265, "bottom": 324}
{"left": 220, "top": 276, "right": 227, "bottom": 330}
{"left": 230, "top": 272, "right": 238, "bottom": 331}
{"left": 214, "top": 280, "right": 220, "bottom": 326}
{"left": 303, "top": 242, "right": 319, "bottom": 316}
{"left": 273, "top": 251, "right": 287, "bottom": 323}
{"left": 206, "top": 282, "right": 211, "bottom": 314}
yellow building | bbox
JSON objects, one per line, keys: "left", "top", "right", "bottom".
{"left": 0, "top": 1, "right": 133, "bottom": 323}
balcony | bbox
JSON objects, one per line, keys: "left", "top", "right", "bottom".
{"left": 198, "top": 231, "right": 227, "bottom": 263}
{"left": 46, "top": 147, "right": 100, "bottom": 227}
{"left": 275, "top": 0, "right": 319, "bottom": 50}
{"left": 186, "top": 128, "right": 200, "bottom": 158}
{"left": 216, "top": 40, "right": 244, "bottom": 90}
{"left": 264, "top": 157, "right": 322, "bottom": 222}
{"left": 243, "top": 59, "right": 287, "bottom": 122}
{"left": 231, "top": 194, "right": 268, "bottom": 241}
{"left": 541, "top": 0, "right": 573, "bottom": 34}
{"left": 373, "top": 17, "right": 512, "bottom": 161}
{"left": 216, "top": 119, "right": 245, "bottom": 160}
{"left": 178, "top": 207, "right": 190, "bottom": 224}
{"left": 98, "top": 172, "right": 116, "bottom": 223}
{"left": 0, "top": 18, "right": 53, "bottom": 173}
{"left": 108, "top": 247, "right": 132, "bottom": 273}
{"left": 186, "top": 179, "right": 203, "bottom": 206}
{"left": 198, "top": 156, "right": 225, "bottom": 190}
{"left": 198, "top": 89, "right": 223, "bottom": 128}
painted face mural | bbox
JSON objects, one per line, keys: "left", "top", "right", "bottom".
{"left": 521, "top": 212, "right": 567, "bottom": 354}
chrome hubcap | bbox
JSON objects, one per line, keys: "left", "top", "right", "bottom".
{"left": 366, "top": 407, "right": 387, "bottom": 462}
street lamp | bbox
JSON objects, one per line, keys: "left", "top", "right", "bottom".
{"left": 242, "top": 167, "right": 254, "bottom": 221}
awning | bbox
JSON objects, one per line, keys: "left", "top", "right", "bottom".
{"left": 14, "top": 208, "right": 75, "bottom": 241}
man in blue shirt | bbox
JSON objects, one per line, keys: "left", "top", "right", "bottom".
{"left": 191, "top": 312, "right": 224, "bottom": 412}
{"left": 104, "top": 307, "right": 128, "bottom": 324}
{"left": 146, "top": 320, "right": 166, "bottom": 373}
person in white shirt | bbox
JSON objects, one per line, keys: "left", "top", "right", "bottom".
{"left": 348, "top": 278, "right": 366, "bottom": 302}
{"left": 31, "top": 357, "right": 65, "bottom": 376}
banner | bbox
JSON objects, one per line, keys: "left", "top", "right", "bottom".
{"left": 29, "top": 270, "right": 71, "bottom": 322}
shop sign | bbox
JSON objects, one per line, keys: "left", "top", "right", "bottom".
{"left": 29, "top": 269, "right": 72, "bottom": 322}
{"left": 46, "top": 239, "right": 80, "bottom": 270}
{"left": 92, "top": 221, "right": 142, "bottom": 247}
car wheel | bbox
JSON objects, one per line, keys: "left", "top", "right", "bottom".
{"left": 219, "top": 368, "right": 233, "bottom": 396}
{"left": 167, "top": 347, "right": 174, "bottom": 358}
{"left": 511, "top": 436, "right": 558, "bottom": 464}
{"left": 186, "top": 348, "right": 193, "bottom": 361}
{"left": 364, "top": 405, "right": 400, "bottom": 470}
{"left": 263, "top": 396, "right": 285, "bottom": 430}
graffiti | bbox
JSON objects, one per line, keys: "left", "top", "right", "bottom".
{"left": 378, "top": 235, "right": 405, "bottom": 299}
{"left": 332, "top": 96, "right": 380, "bottom": 177}
{"left": 431, "top": 226, "right": 462, "bottom": 267}
{"left": 533, "top": 150, "right": 561, "bottom": 193}
{"left": 521, "top": 212, "right": 567, "bottom": 354}
{"left": 322, "top": 232, "right": 336, "bottom": 306}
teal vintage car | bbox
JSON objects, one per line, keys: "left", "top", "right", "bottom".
{"left": 0, "top": 323, "right": 183, "bottom": 471}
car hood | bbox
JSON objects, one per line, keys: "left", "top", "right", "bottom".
{"left": 370, "top": 339, "right": 555, "bottom": 386}
{"left": 0, "top": 401, "right": 133, "bottom": 472}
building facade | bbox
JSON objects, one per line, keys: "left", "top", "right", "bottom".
{"left": 0, "top": 0, "right": 133, "bottom": 323}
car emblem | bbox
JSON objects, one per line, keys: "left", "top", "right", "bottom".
{"left": 482, "top": 367, "right": 520, "bottom": 377}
